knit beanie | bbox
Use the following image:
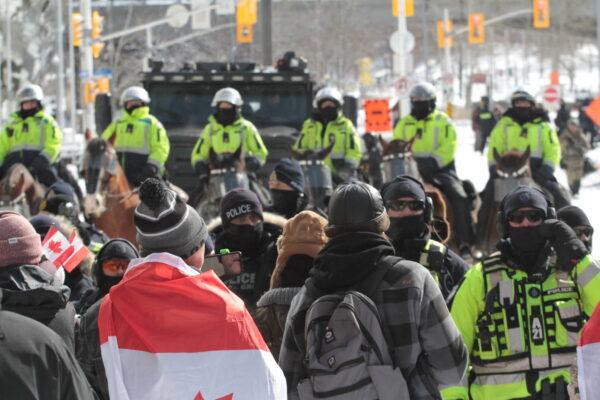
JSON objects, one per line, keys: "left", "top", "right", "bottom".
{"left": 271, "top": 211, "right": 328, "bottom": 288}
{"left": 557, "top": 206, "right": 592, "bottom": 230}
{"left": 381, "top": 175, "right": 427, "bottom": 203}
{"left": 503, "top": 186, "right": 549, "bottom": 217}
{"left": 0, "top": 211, "right": 43, "bottom": 267}
{"left": 134, "top": 178, "right": 208, "bottom": 258}
{"left": 273, "top": 158, "right": 305, "bottom": 193}
{"left": 220, "top": 188, "right": 263, "bottom": 226}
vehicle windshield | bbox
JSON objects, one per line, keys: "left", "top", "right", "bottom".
{"left": 147, "top": 82, "right": 310, "bottom": 131}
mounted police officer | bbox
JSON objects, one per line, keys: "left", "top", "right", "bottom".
{"left": 487, "top": 90, "right": 570, "bottom": 208}
{"left": 191, "top": 87, "right": 268, "bottom": 185}
{"left": 293, "top": 86, "right": 362, "bottom": 184}
{"left": 393, "top": 82, "right": 476, "bottom": 255}
{"left": 101, "top": 86, "right": 170, "bottom": 187}
{"left": 0, "top": 84, "right": 61, "bottom": 187}
{"left": 381, "top": 175, "right": 468, "bottom": 299}
{"left": 442, "top": 186, "right": 599, "bottom": 400}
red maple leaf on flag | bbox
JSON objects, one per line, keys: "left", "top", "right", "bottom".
{"left": 194, "top": 392, "right": 233, "bottom": 400}
{"left": 48, "top": 240, "right": 63, "bottom": 254}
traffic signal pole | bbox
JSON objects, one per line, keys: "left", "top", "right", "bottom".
{"left": 80, "top": 0, "right": 96, "bottom": 135}
{"left": 56, "top": 0, "right": 66, "bottom": 129}
{"left": 596, "top": 0, "right": 600, "bottom": 91}
{"left": 396, "top": 0, "right": 409, "bottom": 116}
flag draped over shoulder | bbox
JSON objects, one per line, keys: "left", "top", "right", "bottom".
{"left": 578, "top": 303, "right": 600, "bottom": 400}
{"left": 98, "top": 253, "right": 287, "bottom": 400}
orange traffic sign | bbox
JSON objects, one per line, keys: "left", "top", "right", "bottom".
{"left": 585, "top": 96, "right": 600, "bottom": 127}
{"left": 364, "top": 99, "right": 392, "bottom": 132}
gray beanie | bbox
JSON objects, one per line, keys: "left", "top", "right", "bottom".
{"left": 134, "top": 179, "right": 208, "bottom": 258}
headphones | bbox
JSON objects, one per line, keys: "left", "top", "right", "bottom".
{"left": 496, "top": 187, "right": 556, "bottom": 238}
{"left": 381, "top": 175, "right": 434, "bottom": 223}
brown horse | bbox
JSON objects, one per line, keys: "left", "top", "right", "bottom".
{"left": 476, "top": 147, "right": 536, "bottom": 255}
{"left": 82, "top": 137, "right": 139, "bottom": 246}
{"left": 0, "top": 163, "right": 45, "bottom": 216}
{"left": 379, "top": 137, "right": 420, "bottom": 182}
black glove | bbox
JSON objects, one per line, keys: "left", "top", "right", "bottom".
{"left": 30, "top": 155, "right": 49, "bottom": 175}
{"left": 540, "top": 219, "right": 589, "bottom": 272}
{"left": 534, "top": 164, "right": 557, "bottom": 183}
{"left": 488, "top": 165, "right": 498, "bottom": 178}
{"left": 142, "top": 163, "right": 160, "bottom": 179}
{"left": 244, "top": 156, "right": 261, "bottom": 172}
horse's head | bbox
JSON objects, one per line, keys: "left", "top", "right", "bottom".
{"left": 381, "top": 137, "right": 415, "bottom": 157}
{"left": 494, "top": 147, "right": 531, "bottom": 179}
{"left": 82, "top": 137, "right": 118, "bottom": 217}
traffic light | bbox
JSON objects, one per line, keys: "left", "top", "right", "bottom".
{"left": 468, "top": 13, "right": 485, "bottom": 44}
{"left": 83, "top": 81, "right": 97, "bottom": 105}
{"left": 392, "top": 0, "right": 414, "bottom": 17}
{"left": 533, "top": 0, "right": 550, "bottom": 29}
{"left": 437, "top": 19, "right": 453, "bottom": 49}
{"left": 91, "top": 11, "right": 104, "bottom": 58}
{"left": 71, "top": 13, "right": 82, "bottom": 47}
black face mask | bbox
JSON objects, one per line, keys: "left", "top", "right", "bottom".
{"left": 18, "top": 103, "right": 41, "bottom": 119}
{"left": 513, "top": 107, "right": 533, "bottom": 125}
{"left": 98, "top": 275, "right": 123, "bottom": 297}
{"left": 271, "top": 189, "right": 300, "bottom": 218}
{"left": 125, "top": 104, "right": 143, "bottom": 114}
{"left": 319, "top": 107, "right": 339, "bottom": 124}
{"left": 387, "top": 215, "right": 427, "bottom": 245}
{"left": 508, "top": 225, "right": 547, "bottom": 271}
{"left": 410, "top": 101, "right": 434, "bottom": 120}
{"left": 225, "top": 222, "right": 264, "bottom": 254}
{"left": 215, "top": 108, "right": 238, "bottom": 126}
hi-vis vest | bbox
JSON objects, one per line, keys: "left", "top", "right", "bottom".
{"left": 472, "top": 254, "right": 583, "bottom": 380}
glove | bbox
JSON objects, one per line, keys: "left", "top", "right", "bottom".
{"left": 488, "top": 165, "right": 498, "bottom": 178}
{"left": 540, "top": 219, "right": 589, "bottom": 272}
{"left": 142, "top": 163, "right": 160, "bottom": 179}
{"left": 244, "top": 156, "right": 261, "bottom": 172}
{"left": 535, "top": 164, "right": 557, "bottom": 183}
{"left": 30, "top": 155, "right": 49, "bottom": 175}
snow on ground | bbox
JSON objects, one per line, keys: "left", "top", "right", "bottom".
{"left": 454, "top": 119, "right": 600, "bottom": 258}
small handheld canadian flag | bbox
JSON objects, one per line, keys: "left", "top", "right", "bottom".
{"left": 42, "top": 226, "right": 90, "bottom": 272}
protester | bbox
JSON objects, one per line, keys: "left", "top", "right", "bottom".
{"left": 253, "top": 210, "right": 327, "bottom": 360}
{"left": 559, "top": 120, "right": 590, "bottom": 195}
{"left": 0, "top": 290, "right": 96, "bottom": 400}
{"left": 209, "top": 188, "right": 285, "bottom": 309}
{"left": 0, "top": 211, "right": 76, "bottom": 350}
{"left": 442, "top": 186, "right": 599, "bottom": 399}
{"left": 76, "top": 239, "right": 139, "bottom": 315}
{"left": 267, "top": 158, "right": 308, "bottom": 219}
{"left": 558, "top": 205, "right": 594, "bottom": 252}
{"left": 79, "top": 178, "right": 286, "bottom": 399}
{"left": 381, "top": 175, "right": 468, "bottom": 299}
{"left": 279, "top": 182, "right": 467, "bottom": 399}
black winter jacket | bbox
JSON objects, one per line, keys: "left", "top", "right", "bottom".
{"left": 0, "top": 292, "right": 96, "bottom": 400}
{"left": 0, "top": 264, "right": 76, "bottom": 350}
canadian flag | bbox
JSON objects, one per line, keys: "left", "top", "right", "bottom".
{"left": 42, "top": 227, "right": 90, "bottom": 272}
{"left": 578, "top": 304, "right": 600, "bottom": 400}
{"left": 42, "top": 226, "right": 72, "bottom": 267}
{"left": 99, "top": 253, "right": 287, "bottom": 400}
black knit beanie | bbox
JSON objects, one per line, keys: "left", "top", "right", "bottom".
{"left": 220, "top": 188, "right": 263, "bottom": 226}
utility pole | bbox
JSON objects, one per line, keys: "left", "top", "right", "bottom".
{"left": 443, "top": 8, "right": 452, "bottom": 105}
{"left": 68, "top": 0, "right": 77, "bottom": 131}
{"left": 80, "top": 0, "right": 96, "bottom": 135}
{"left": 261, "top": 0, "right": 272, "bottom": 66}
{"left": 56, "top": 0, "right": 66, "bottom": 129}
{"left": 5, "top": 3, "right": 13, "bottom": 115}
{"left": 420, "top": 0, "right": 430, "bottom": 81}
{"left": 596, "top": 0, "right": 600, "bottom": 91}
{"left": 396, "top": 0, "right": 409, "bottom": 116}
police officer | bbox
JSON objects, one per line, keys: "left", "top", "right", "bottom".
{"left": 293, "top": 87, "right": 362, "bottom": 183}
{"left": 381, "top": 175, "right": 468, "bottom": 299}
{"left": 472, "top": 96, "right": 496, "bottom": 152}
{"left": 487, "top": 90, "right": 570, "bottom": 208}
{"left": 393, "top": 82, "right": 476, "bottom": 254}
{"left": 191, "top": 87, "right": 268, "bottom": 183}
{"left": 0, "top": 84, "right": 61, "bottom": 187}
{"left": 442, "top": 186, "right": 600, "bottom": 400}
{"left": 101, "top": 86, "right": 170, "bottom": 187}
{"left": 39, "top": 181, "right": 108, "bottom": 254}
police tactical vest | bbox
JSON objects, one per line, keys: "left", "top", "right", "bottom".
{"left": 472, "top": 254, "right": 584, "bottom": 377}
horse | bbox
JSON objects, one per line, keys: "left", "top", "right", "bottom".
{"left": 0, "top": 163, "right": 45, "bottom": 217}
{"left": 476, "top": 147, "right": 537, "bottom": 255}
{"left": 82, "top": 137, "right": 139, "bottom": 246}
{"left": 379, "top": 137, "right": 421, "bottom": 182}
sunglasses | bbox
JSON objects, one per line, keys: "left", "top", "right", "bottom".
{"left": 385, "top": 199, "right": 425, "bottom": 212}
{"left": 102, "top": 259, "right": 130, "bottom": 275}
{"left": 574, "top": 227, "right": 594, "bottom": 237}
{"left": 507, "top": 210, "right": 545, "bottom": 224}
